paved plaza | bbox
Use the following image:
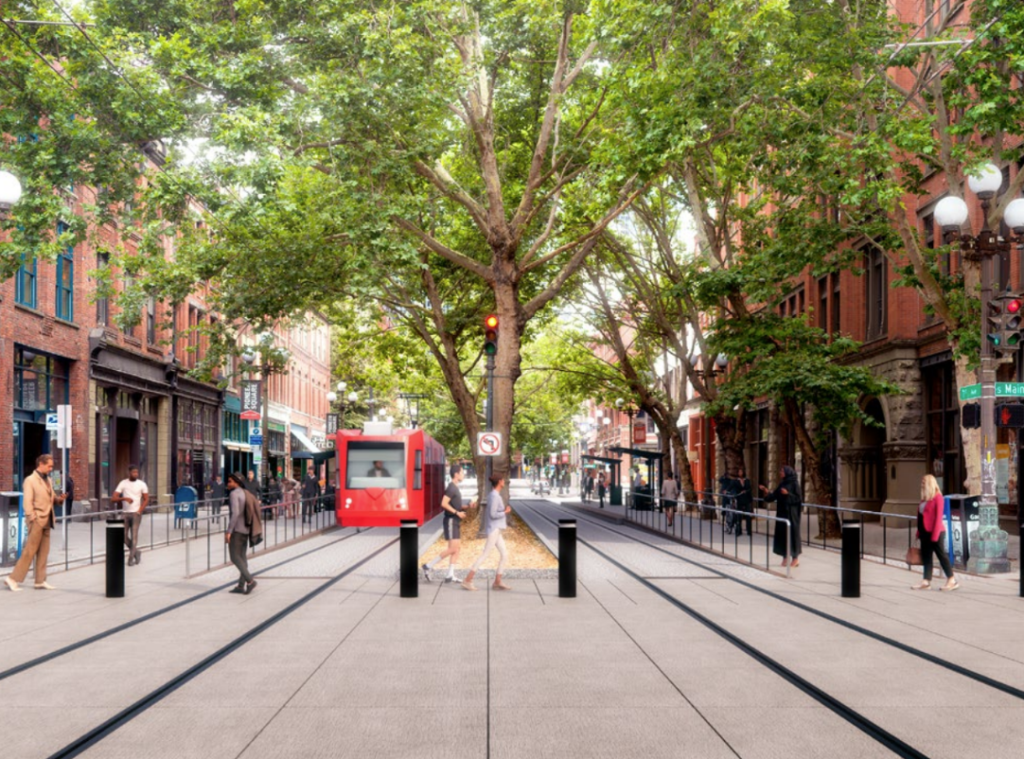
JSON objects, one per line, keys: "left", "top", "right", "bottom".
{"left": 2, "top": 490, "right": 1024, "bottom": 758}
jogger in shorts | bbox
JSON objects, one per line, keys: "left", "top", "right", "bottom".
{"left": 423, "top": 465, "right": 477, "bottom": 582}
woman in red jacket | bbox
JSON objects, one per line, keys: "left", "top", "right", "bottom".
{"left": 913, "top": 474, "right": 959, "bottom": 591}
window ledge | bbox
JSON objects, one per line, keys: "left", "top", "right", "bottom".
{"left": 122, "top": 335, "right": 143, "bottom": 348}
{"left": 14, "top": 303, "right": 44, "bottom": 318}
{"left": 54, "top": 318, "right": 80, "bottom": 331}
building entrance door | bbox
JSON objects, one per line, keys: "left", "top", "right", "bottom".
{"left": 115, "top": 418, "right": 139, "bottom": 482}
{"left": 16, "top": 421, "right": 48, "bottom": 490}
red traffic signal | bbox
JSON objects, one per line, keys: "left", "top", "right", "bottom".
{"left": 989, "top": 293, "right": 1024, "bottom": 355}
{"left": 484, "top": 314, "right": 499, "bottom": 356}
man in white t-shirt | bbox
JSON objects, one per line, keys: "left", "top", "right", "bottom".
{"left": 112, "top": 466, "right": 150, "bottom": 566}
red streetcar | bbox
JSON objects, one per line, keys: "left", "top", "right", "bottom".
{"left": 333, "top": 422, "right": 446, "bottom": 527}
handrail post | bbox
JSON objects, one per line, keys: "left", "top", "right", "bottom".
{"left": 785, "top": 519, "right": 791, "bottom": 578}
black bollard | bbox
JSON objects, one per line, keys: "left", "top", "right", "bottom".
{"left": 400, "top": 519, "right": 418, "bottom": 598}
{"left": 106, "top": 519, "right": 125, "bottom": 599}
{"left": 559, "top": 519, "right": 577, "bottom": 598}
{"left": 841, "top": 520, "right": 860, "bottom": 598}
{"left": 1019, "top": 523, "right": 1024, "bottom": 599}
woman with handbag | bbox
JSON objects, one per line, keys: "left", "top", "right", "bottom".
{"left": 913, "top": 475, "right": 958, "bottom": 591}
{"left": 760, "top": 466, "right": 803, "bottom": 568}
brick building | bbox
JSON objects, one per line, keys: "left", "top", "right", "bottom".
{"left": 1, "top": 159, "right": 331, "bottom": 510}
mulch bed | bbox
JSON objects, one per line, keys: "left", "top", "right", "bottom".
{"left": 419, "top": 504, "right": 558, "bottom": 571}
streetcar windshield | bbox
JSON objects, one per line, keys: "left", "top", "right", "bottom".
{"left": 346, "top": 441, "right": 406, "bottom": 489}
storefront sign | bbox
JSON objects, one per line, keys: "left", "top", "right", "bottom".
{"left": 326, "top": 413, "right": 339, "bottom": 436}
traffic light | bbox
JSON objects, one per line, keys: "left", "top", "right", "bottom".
{"left": 987, "top": 292, "right": 1024, "bottom": 355}
{"left": 484, "top": 314, "right": 499, "bottom": 357}
{"left": 996, "top": 403, "right": 1024, "bottom": 428}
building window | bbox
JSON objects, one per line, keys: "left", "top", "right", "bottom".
{"left": 831, "top": 273, "right": 841, "bottom": 334}
{"left": 146, "top": 297, "right": 157, "bottom": 345}
{"left": 817, "top": 276, "right": 828, "bottom": 330}
{"left": 16, "top": 256, "right": 36, "bottom": 308}
{"left": 14, "top": 347, "right": 69, "bottom": 411}
{"left": 865, "top": 245, "right": 887, "bottom": 340}
{"left": 56, "top": 222, "right": 74, "bottom": 321}
{"left": 96, "top": 252, "right": 110, "bottom": 326}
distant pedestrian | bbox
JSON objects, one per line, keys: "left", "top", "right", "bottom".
{"left": 423, "top": 465, "right": 477, "bottom": 582}
{"left": 734, "top": 467, "right": 753, "bottom": 537}
{"left": 225, "top": 473, "right": 257, "bottom": 594}
{"left": 246, "top": 470, "right": 259, "bottom": 496}
{"left": 209, "top": 475, "right": 227, "bottom": 517}
{"left": 112, "top": 466, "right": 149, "bottom": 567}
{"left": 462, "top": 476, "right": 512, "bottom": 591}
{"left": 598, "top": 470, "right": 608, "bottom": 508}
{"left": 61, "top": 474, "right": 75, "bottom": 521}
{"left": 913, "top": 475, "right": 959, "bottom": 591}
{"left": 265, "top": 476, "right": 282, "bottom": 520}
{"left": 282, "top": 477, "right": 298, "bottom": 518}
{"left": 583, "top": 472, "right": 593, "bottom": 502}
{"left": 301, "top": 465, "right": 320, "bottom": 523}
{"left": 760, "top": 466, "right": 802, "bottom": 568}
{"left": 661, "top": 472, "right": 679, "bottom": 528}
{"left": 5, "top": 454, "right": 65, "bottom": 591}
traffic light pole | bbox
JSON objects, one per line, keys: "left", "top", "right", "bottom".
{"left": 967, "top": 203, "right": 1010, "bottom": 573}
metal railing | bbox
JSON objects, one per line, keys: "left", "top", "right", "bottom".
{"left": 624, "top": 494, "right": 793, "bottom": 576}
{"left": 182, "top": 495, "right": 337, "bottom": 577}
{"left": 4, "top": 492, "right": 338, "bottom": 576}
{"left": 697, "top": 490, "right": 918, "bottom": 567}
{"left": 619, "top": 487, "right": 917, "bottom": 569}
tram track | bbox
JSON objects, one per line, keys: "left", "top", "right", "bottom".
{"left": 0, "top": 527, "right": 373, "bottom": 683}
{"left": 536, "top": 500, "right": 1024, "bottom": 702}
{"left": 517, "top": 501, "right": 1004, "bottom": 759}
{"left": 46, "top": 536, "right": 400, "bottom": 759}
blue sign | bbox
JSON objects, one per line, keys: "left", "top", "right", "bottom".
{"left": 249, "top": 435, "right": 263, "bottom": 446}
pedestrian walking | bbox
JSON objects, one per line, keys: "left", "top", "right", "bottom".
{"left": 301, "top": 466, "right": 320, "bottom": 523}
{"left": 912, "top": 475, "right": 959, "bottom": 591}
{"left": 246, "top": 470, "right": 260, "bottom": 497}
{"left": 209, "top": 474, "right": 227, "bottom": 517}
{"left": 423, "top": 465, "right": 477, "bottom": 582}
{"left": 583, "top": 471, "right": 593, "bottom": 502}
{"left": 759, "top": 466, "right": 802, "bottom": 568}
{"left": 265, "top": 476, "right": 282, "bottom": 521}
{"left": 661, "top": 472, "right": 679, "bottom": 528}
{"left": 462, "top": 476, "right": 512, "bottom": 591}
{"left": 282, "top": 477, "right": 298, "bottom": 518}
{"left": 112, "top": 466, "right": 149, "bottom": 567}
{"left": 225, "top": 473, "right": 257, "bottom": 594}
{"left": 598, "top": 470, "right": 607, "bottom": 509}
{"left": 734, "top": 467, "right": 753, "bottom": 537}
{"left": 5, "top": 454, "right": 65, "bottom": 591}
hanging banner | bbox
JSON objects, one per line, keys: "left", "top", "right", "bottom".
{"left": 241, "top": 381, "right": 262, "bottom": 421}
{"left": 633, "top": 422, "right": 647, "bottom": 445}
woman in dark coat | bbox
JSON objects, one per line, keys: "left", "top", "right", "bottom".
{"left": 760, "top": 466, "right": 803, "bottom": 567}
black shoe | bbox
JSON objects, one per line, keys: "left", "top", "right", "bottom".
{"left": 421, "top": 563, "right": 431, "bottom": 582}
{"left": 244, "top": 580, "right": 257, "bottom": 595}
{"left": 135, "top": 553, "right": 141, "bottom": 565}
{"left": 229, "top": 586, "right": 245, "bottom": 594}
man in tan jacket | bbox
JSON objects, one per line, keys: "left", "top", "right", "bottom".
{"left": 5, "top": 454, "right": 65, "bottom": 591}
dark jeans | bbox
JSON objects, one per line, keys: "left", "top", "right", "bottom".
{"left": 229, "top": 531, "right": 253, "bottom": 585}
{"left": 736, "top": 502, "right": 753, "bottom": 535}
{"left": 918, "top": 513, "right": 953, "bottom": 580}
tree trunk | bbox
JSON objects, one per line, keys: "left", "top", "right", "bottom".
{"left": 784, "top": 399, "right": 840, "bottom": 539}
{"left": 713, "top": 414, "right": 745, "bottom": 477}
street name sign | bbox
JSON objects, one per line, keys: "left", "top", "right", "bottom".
{"left": 959, "top": 382, "right": 1024, "bottom": 401}
{"left": 477, "top": 432, "right": 503, "bottom": 457}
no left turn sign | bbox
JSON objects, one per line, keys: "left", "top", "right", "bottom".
{"left": 477, "top": 432, "right": 503, "bottom": 457}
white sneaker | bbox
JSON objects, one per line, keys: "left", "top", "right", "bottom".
{"left": 5, "top": 576, "right": 21, "bottom": 592}
{"left": 34, "top": 581, "right": 55, "bottom": 590}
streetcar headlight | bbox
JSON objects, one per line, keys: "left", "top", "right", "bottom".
{"left": 399, "top": 498, "right": 406, "bottom": 509}
{"left": 345, "top": 498, "right": 352, "bottom": 509}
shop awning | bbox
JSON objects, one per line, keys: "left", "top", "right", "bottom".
{"left": 607, "top": 446, "right": 664, "bottom": 460}
{"left": 291, "top": 428, "right": 333, "bottom": 462}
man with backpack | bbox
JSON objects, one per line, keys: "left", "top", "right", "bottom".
{"left": 226, "top": 472, "right": 262, "bottom": 594}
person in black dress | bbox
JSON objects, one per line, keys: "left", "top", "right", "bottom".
{"left": 760, "top": 466, "right": 802, "bottom": 567}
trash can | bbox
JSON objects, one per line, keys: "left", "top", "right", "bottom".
{"left": 610, "top": 485, "right": 623, "bottom": 507}
{"left": 1, "top": 492, "right": 24, "bottom": 567}
{"left": 944, "top": 494, "right": 979, "bottom": 568}
{"left": 174, "top": 486, "right": 198, "bottom": 529}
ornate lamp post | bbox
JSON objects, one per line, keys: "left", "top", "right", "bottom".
{"left": 935, "top": 164, "right": 1024, "bottom": 574}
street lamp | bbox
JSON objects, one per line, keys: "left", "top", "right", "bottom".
{"left": 935, "top": 163, "right": 1024, "bottom": 574}
{"left": 0, "top": 170, "right": 23, "bottom": 219}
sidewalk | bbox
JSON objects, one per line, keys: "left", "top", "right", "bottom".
{"left": 3, "top": 500, "right": 1024, "bottom": 758}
